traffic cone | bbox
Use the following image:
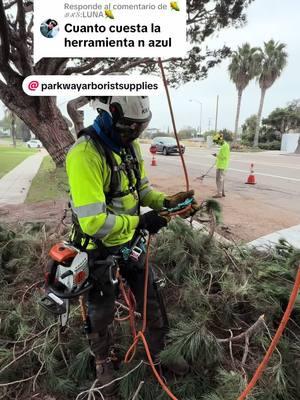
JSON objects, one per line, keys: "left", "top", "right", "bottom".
{"left": 151, "top": 155, "right": 157, "bottom": 166}
{"left": 245, "top": 163, "right": 256, "bottom": 184}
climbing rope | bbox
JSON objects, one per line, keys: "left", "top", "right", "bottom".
{"left": 237, "top": 265, "right": 300, "bottom": 400}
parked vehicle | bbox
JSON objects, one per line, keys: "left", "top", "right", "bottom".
{"left": 26, "top": 139, "right": 43, "bottom": 148}
{"left": 152, "top": 136, "right": 185, "bottom": 155}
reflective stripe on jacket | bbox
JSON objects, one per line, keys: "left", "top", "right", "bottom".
{"left": 66, "top": 137, "right": 165, "bottom": 247}
{"left": 216, "top": 141, "right": 230, "bottom": 170}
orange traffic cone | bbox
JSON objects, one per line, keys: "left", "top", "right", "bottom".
{"left": 151, "top": 155, "right": 157, "bottom": 166}
{"left": 245, "top": 163, "right": 256, "bottom": 184}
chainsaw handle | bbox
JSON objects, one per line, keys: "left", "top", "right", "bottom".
{"left": 47, "top": 280, "right": 93, "bottom": 299}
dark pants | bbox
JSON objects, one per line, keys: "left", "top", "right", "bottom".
{"left": 87, "top": 242, "right": 167, "bottom": 359}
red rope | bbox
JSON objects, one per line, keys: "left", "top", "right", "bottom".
{"left": 237, "top": 266, "right": 300, "bottom": 400}
{"left": 158, "top": 57, "right": 189, "bottom": 192}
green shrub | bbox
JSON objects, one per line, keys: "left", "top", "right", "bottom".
{"left": 258, "top": 140, "right": 281, "bottom": 150}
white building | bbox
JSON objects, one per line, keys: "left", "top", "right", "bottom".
{"left": 281, "top": 133, "right": 300, "bottom": 153}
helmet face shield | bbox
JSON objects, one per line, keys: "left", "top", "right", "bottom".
{"left": 114, "top": 115, "right": 151, "bottom": 143}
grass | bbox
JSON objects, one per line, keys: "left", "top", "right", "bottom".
{"left": 0, "top": 145, "right": 37, "bottom": 178}
{"left": 25, "top": 156, "right": 68, "bottom": 203}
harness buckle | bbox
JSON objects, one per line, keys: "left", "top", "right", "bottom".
{"left": 130, "top": 246, "right": 143, "bottom": 261}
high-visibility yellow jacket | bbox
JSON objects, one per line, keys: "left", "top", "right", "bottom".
{"left": 216, "top": 141, "right": 230, "bottom": 170}
{"left": 66, "top": 135, "right": 165, "bottom": 247}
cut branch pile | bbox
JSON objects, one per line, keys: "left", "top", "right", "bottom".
{"left": 0, "top": 219, "right": 300, "bottom": 400}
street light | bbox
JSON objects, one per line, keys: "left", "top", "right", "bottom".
{"left": 189, "top": 99, "right": 202, "bottom": 136}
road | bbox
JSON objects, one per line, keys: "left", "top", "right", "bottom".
{"left": 141, "top": 144, "right": 300, "bottom": 241}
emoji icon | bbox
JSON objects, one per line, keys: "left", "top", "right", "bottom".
{"left": 105, "top": 9, "right": 114, "bottom": 19}
{"left": 170, "top": 1, "right": 180, "bottom": 11}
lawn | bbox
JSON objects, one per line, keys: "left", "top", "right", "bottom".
{"left": 0, "top": 145, "right": 37, "bottom": 178}
{"left": 25, "top": 156, "right": 69, "bottom": 203}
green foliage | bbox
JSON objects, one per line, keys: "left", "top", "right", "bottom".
{"left": 228, "top": 43, "right": 262, "bottom": 92}
{"left": 258, "top": 141, "right": 281, "bottom": 150}
{"left": 218, "top": 129, "right": 233, "bottom": 142}
{"left": 203, "top": 130, "right": 216, "bottom": 139}
{"left": 262, "top": 106, "right": 300, "bottom": 135}
{"left": 241, "top": 114, "right": 257, "bottom": 144}
{"left": 178, "top": 127, "right": 198, "bottom": 139}
{"left": 204, "top": 369, "right": 253, "bottom": 400}
{"left": 258, "top": 40, "right": 288, "bottom": 91}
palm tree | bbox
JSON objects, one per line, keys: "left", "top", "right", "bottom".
{"left": 253, "top": 40, "right": 288, "bottom": 147}
{"left": 228, "top": 43, "right": 262, "bottom": 143}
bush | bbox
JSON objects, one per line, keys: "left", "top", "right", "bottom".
{"left": 258, "top": 140, "right": 281, "bottom": 150}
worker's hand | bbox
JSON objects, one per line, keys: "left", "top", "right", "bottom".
{"left": 164, "top": 190, "right": 195, "bottom": 209}
{"left": 178, "top": 198, "right": 201, "bottom": 219}
{"left": 138, "top": 210, "right": 170, "bottom": 234}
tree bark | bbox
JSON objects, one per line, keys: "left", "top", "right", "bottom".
{"left": 21, "top": 104, "right": 75, "bottom": 166}
{"left": 295, "top": 136, "right": 300, "bottom": 154}
{"left": 67, "top": 96, "right": 89, "bottom": 135}
{"left": 233, "top": 89, "right": 243, "bottom": 145}
{"left": 254, "top": 87, "right": 267, "bottom": 147}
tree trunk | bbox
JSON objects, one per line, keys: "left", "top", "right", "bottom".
{"left": 295, "top": 136, "right": 300, "bottom": 154}
{"left": 1, "top": 89, "right": 75, "bottom": 166}
{"left": 254, "top": 87, "right": 267, "bottom": 147}
{"left": 20, "top": 104, "right": 75, "bottom": 166}
{"left": 233, "top": 89, "right": 243, "bottom": 145}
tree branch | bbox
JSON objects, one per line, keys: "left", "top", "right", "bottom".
{"left": 4, "top": 0, "right": 17, "bottom": 9}
{"left": 217, "top": 315, "right": 265, "bottom": 343}
{"left": 67, "top": 96, "right": 89, "bottom": 134}
{"left": 0, "top": 0, "right": 11, "bottom": 69}
{"left": 64, "top": 58, "right": 101, "bottom": 75}
{"left": 16, "top": 0, "right": 33, "bottom": 75}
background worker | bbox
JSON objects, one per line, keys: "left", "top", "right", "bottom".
{"left": 212, "top": 133, "right": 230, "bottom": 198}
{"left": 66, "top": 96, "right": 199, "bottom": 399}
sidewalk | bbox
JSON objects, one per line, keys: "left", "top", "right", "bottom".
{"left": 0, "top": 150, "right": 46, "bottom": 205}
{"left": 248, "top": 224, "right": 300, "bottom": 249}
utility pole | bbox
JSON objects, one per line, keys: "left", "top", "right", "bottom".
{"left": 214, "top": 95, "right": 219, "bottom": 132}
{"left": 208, "top": 118, "right": 212, "bottom": 131}
{"left": 189, "top": 99, "right": 202, "bottom": 136}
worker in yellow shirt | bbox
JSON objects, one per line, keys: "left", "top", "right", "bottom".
{"left": 212, "top": 133, "right": 230, "bottom": 198}
{"left": 66, "top": 96, "right": 199, "bottom": 398}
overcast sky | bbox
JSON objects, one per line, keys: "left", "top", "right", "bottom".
{"left": 146, "top": 0, "right": 300, "bottom": 133}
{"left": 1, "top": 0, "right": 299, "bottom": 133}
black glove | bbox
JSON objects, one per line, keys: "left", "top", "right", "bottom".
{"left": 139, "top": 210, "right": 169, "bottom": 234}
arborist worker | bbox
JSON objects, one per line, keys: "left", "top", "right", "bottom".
{"left": 66, "top": 96, "right": 199, "bottom": 398}
{"left": 212, "top": 133, "right": 230, "bottom": 198}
